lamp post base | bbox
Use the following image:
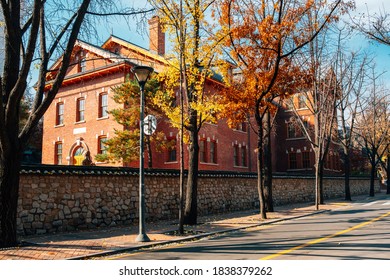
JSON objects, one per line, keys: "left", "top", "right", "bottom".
{"left": 135, "top": 233, "right": 151, "bottom": 242}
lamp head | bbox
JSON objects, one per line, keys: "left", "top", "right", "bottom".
{"left": 132, "top": 66, "right": 154, "bottom": 86}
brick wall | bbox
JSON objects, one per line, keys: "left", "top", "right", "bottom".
{"left": 17, "top": 166, "right": 376, "bottom": 235}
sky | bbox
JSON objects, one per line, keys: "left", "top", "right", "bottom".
{"left": 351, "top": 0, "right": 390, "bottom": 85}
{"left": 78, "top": 0, "right": 390, "bottom": 87}
{"left": 26, "top": 0, "right": 390, "bottom": 90}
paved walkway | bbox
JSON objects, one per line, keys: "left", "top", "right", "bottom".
{"left": 0, "top": 194, "right": 382, "bottom": 260}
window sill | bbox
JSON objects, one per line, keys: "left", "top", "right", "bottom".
{"left": 54, "top": 124, "right": 65, "bottom": 128}
{"left": 233, "top": 165, "right": 249, "bottom": 169}
{"left": 164, "top": 161, "right": 178, "bottom": 164}
{"left": 287, "top": 168, "right": 312, "bottom": 171}
{"left": 97, "top": 116, "right": 109, "bottom": 121}
{"left": 324, "top": 168, "right": 342, "bottom": 172}
{"left": 232, "top": 129, "right": 247, "bottom": 133}
{"left": 286, "top": 137, "right": 306, "bottom": 141}
{"left": 94, "top": 161, "right": 108, "bottom": 165}
{"left": 200, "top": 162, "right": 219, "bottom": 166}
{"left": 75, "top": 120, "right": 86, "bottom": 124}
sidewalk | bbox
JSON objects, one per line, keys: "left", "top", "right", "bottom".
{"left": 0, "top": 194, "right": 379, "bottom": 260}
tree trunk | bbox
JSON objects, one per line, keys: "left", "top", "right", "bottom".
{"left": 178, "top": 10, "right": 185, "bottom": 233}
{"left": 0, "top": 147, "right": 22, "bottom": 248}
{"left": 256, "top": 122, "right": 267, "bottom": 219}
{"left": 369, "top": 158, "right": 376, "bottom": 197}
{"left": 0, "top": 0, "right": 91, "bottom": 249}
{"left": 314, "top": 149, "right": 321, "bottom": 210}
{"left": 319, "top": 159, "right": 324, "bottom": 204}
{"left": 344, "top": 151, "right": 352, "bottom": 201}
{"left": 387, "top": 153, "right": 390, "bottom": 195}
{"left": 264, "top": 110, "right": 273, "bottom": 212}
{"left": 178, "top": 128, "right": 185, "bottom": 233}
{"left": 184, "top": 113, "right": 199, "bottom": 225}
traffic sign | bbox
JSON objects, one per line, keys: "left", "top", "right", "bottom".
{"left": 144, "top": 115, "right": 157, "bottom": 135}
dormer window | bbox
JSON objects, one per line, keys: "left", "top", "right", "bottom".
{"left": 77, "top": 51, "right": 86, "bottom": 72}
{"left": 79, "top": 57, "right": 86, "bottom": 72}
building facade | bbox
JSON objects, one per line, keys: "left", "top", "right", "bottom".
{"left": 42, "top": 17, "right": 258, "bottom": 172}
{"left": 41, "top": 17, "right": 343, "bottom": 174}
{"left": 272, "top": 93, "right": 343, "bottom": 175}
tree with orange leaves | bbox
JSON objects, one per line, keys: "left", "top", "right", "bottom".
{"left": 216, "top": 0, "right": 351, "bottom": 218}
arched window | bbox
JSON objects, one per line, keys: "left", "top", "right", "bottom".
{"left": 73, "top": 146, "right": 85, "bottom": 165}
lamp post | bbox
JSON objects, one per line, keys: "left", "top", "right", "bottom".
{"left": 132, "top": 65, "right": 154, "bottom": 242}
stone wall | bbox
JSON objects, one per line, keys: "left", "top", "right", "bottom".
{"left": 17, "top": 166, "right": 377, "bottom": 235}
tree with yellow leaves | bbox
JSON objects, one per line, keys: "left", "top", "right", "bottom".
{"left": 217, "top": 0, "right": 350, "bottom": 217}
{"left": 149, "top": 0, "right": 224, "bottom": 226}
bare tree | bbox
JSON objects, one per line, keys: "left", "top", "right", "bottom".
{"left": 349, "top": 5, "right": 390, "bottom": 195}
{"left": 0, "top": 0, "right": 153, "bottom": 248}
{"left": 333, "top": 27, "right": 372, "bottom": 201}
{"left": 352, "top": 5, "right": 390, "bottom": 46}
{"left": 354, "top": 72, "right": 390, "bottom": 197}
{"left": 289, "top": 25, "right": 341, "bottom": 209}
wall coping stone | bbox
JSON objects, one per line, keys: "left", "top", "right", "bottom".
{"left": 20, "top": 164, "right": 372, "bottom": 180}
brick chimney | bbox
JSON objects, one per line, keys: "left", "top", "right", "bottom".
{"left": 148, "top": 16, "right": 165, "bottom": 56}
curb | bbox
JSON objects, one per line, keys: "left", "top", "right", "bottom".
{"left": 69, "top": 209, "right": 330, "bottom": 260}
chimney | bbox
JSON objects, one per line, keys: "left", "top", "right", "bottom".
{"left": 148, "top": 16, "right": 165, "bottom": 56}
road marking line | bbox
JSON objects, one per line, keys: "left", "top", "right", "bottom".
{"left": 260, "top": 211, "right": 390, "bottom": 260}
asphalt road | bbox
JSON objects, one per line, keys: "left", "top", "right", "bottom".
{"left": 108, "top": 196, "right": 390, "bottom": 260}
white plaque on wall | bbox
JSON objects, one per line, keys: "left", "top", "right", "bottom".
{"left": 73, "top": 127, "right": 86, "bottom": 135}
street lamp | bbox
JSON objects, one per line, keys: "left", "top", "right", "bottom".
{"left": 132, "top": 65, "right": 154, "bottom": 242}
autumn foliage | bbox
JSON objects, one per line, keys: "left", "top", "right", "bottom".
{"left": 215, "top": 0, "right": 347, "bottom": 217}
{"left": 217, "top": 0, "right": 345, "bottom": 121}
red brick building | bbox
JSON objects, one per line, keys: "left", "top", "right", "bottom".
{"left": 42, "top": 17, "right": 258, "bottom": 172}
{"left": 42, "top": 17, "right": 343, "bottom": 174}
{"left": 272, "top": 93, "right": 343, "bottom": 175}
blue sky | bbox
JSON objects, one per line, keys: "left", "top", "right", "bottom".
{"left": 28, "top": 0, "right": 390, "bottom": 89}
{"left": 87, "top": 0, "right": 390, "bottom": 86}
{"left": 352, "top": 0, "right": 390, "bottom": 85}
